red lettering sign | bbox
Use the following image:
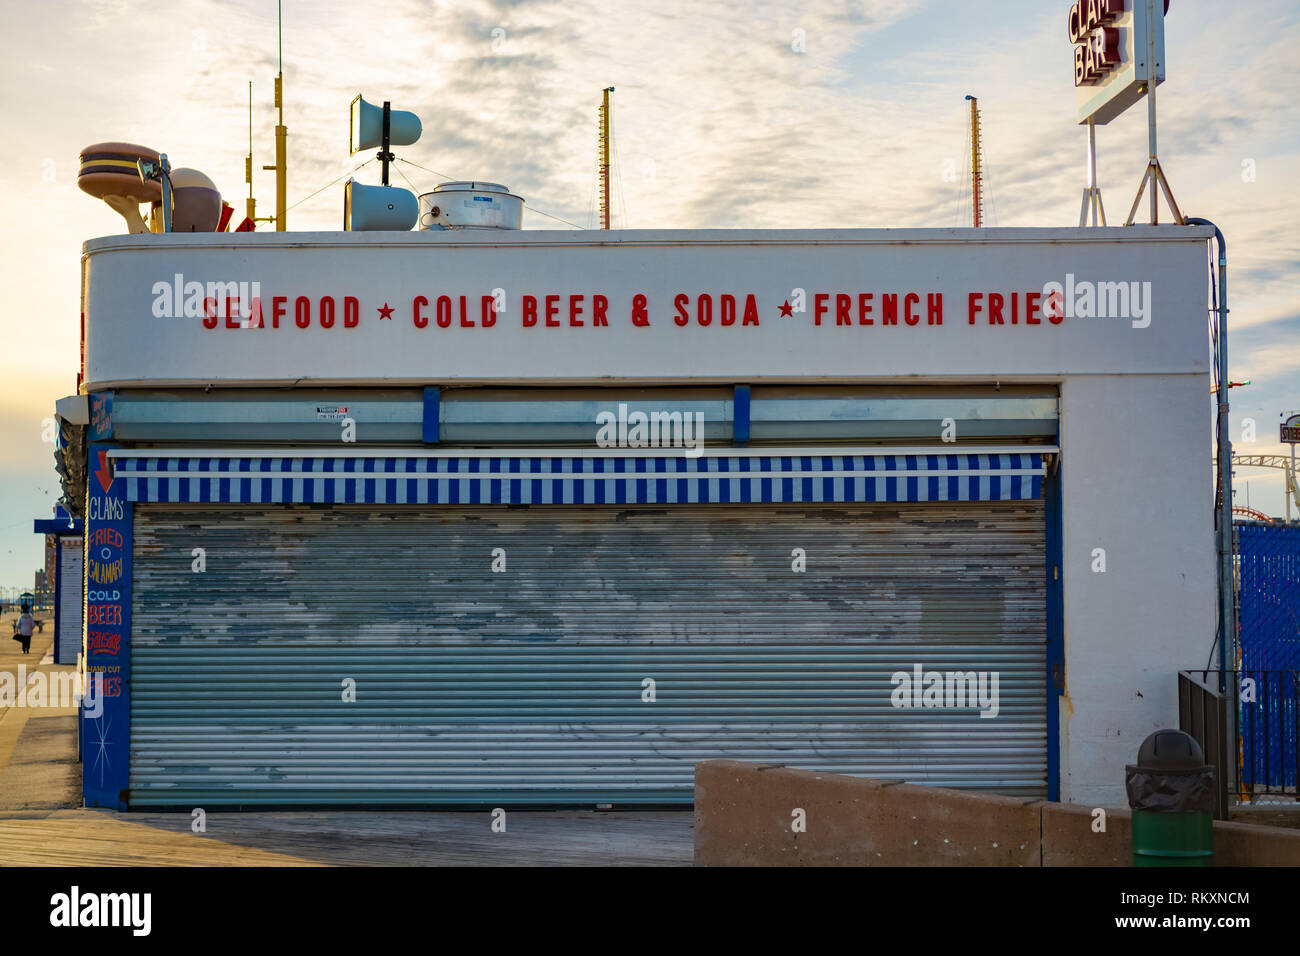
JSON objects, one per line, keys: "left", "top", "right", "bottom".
{"left": 1069, "top": 0, "right": 1124, "bottom": 87}
{"left": 87, "top": 604, "right": 122, "bottom": 626}
{"left": 88, "top": 631, "right": 122, "bottom": 655}
{"left": 190, "top": 289, "right": 1064, "bottom": 334}
{"left": 89, "top": 528, "right": 123, "bottom": 548}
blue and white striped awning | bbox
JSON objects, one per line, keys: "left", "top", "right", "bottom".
{"left": 112, "top": 452, "right": 1045, "bottom": 505}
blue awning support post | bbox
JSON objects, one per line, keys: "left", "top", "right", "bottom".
{"left": 423, "top": 386, "right": 440, "bottom": 444}
{"left": 734, "top": 385, "right": 751, "bottom": 447}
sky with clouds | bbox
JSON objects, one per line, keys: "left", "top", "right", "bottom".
{"left": 0, "top": 0, "right": 1296, "bottom": 587}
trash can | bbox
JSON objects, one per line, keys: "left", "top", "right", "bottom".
{"left": 1125, "top": 729, "right": 1215, "bottom": 867}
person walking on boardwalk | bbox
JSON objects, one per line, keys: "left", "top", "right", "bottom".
{"left": 16, "top": 604, "right": 35, "bottom": 655}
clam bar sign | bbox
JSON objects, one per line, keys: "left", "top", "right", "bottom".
{"left": 81, "top": 229, "right": 1213, "bottom": 387}
{"left": 1072, "top": 0, "right": 1167, "bottom": 126}
{"left": 1069, "top": 0, "right": 1123, "bottom": 87}
{"left": 1282, "top": 415, "right": 1300, "bottom": 444}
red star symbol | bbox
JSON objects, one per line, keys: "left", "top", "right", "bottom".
{"left": 377, "top": 303, "right": 394, "bottom": 320}
{"left": 779, "top": 300, "right": 793, "bottom": 317}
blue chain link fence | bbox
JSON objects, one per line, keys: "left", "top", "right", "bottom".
{"left": 1236, "top": 522, "right": 1300, "bottom": 796}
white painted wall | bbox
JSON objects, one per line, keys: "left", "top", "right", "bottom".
{"left": 84, "top": 226, "right": 1211, "bottom": 388}
{"left": 1058, "top": 373, "right": 1216, "bottom": 805}
{"left": 81, "top": 225, "right": 1220, "bottom": 802}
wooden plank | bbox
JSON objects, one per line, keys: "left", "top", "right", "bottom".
{"left": 0, "top": 808, "right": 693, "bottom": 866}
{"left": 0, "top": 812, "right": 322, "bottom": 867}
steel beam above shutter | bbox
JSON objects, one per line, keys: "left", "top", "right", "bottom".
{"left": 99, "top": 386, "right": 1055, "bottom": 444}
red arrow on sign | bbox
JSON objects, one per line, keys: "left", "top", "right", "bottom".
{"left": 94, "top": 450, "right": 113, "bottom": 492}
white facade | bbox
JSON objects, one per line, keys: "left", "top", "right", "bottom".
{"left": 79, "top": 224, "right": 1217, "bottom": 804}
{"left": 86, "top": 227, "right": 1206, "bottom": 387}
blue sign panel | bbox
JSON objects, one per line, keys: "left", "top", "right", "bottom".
{"left": 89, "top": 391, "right": 113, "bottom": 442}
{"left": 83, "top": 443, "right": 131, "bottom": 809}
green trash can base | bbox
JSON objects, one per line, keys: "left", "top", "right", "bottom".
{"left": 1132, "top": 810, "right": 1214, "bottom": 867}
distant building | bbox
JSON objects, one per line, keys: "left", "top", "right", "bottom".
{"left": 32, "top": 569, "right": 53, "bottom": 611}
{"left": 33, "top": 509, "right": 86, "bottom": 662}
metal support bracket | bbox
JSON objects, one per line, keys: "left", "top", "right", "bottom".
{"left": 1125, "top": 158, "right": 1185, "bottom": 226}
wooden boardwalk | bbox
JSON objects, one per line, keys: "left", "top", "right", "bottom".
{"left": 0, "top": 807, "right": 694, "bottom": 866}
{"left": 0, "top": 614, "right": 694, "bottom": 866}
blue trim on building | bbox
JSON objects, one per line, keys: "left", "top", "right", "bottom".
{"left": 52, "top": 534, "right": 63, "bottom": 665}
{"left": 34, "top": 513, "right": 84, "bottom": 666}
{"left": 33, "top": 518, "right": 84, "bottom": 535}
{"left": 1044, "top": 456, "right": 1065, "bottom": 803}
{"left": 733, "top": 385, "right": 750, "bottom": 446}
{"left": 113, "top": 453, "right": 1047, "bottom": 506}
{"left": 423, "top": 387, "right": 440, "bottom": 444}
{"left": 83, "top": 442, "right": 131, "bottom": 811}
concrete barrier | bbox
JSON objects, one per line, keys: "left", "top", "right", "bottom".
{"left": 1040, "top": 802, "right": 1132, "bottom": 867}
{"left": 1212, "top": 821, "right": 1300, "bottom": 866}
{"left": 694, "top": 759, "right": 1300, "bottom": 867}
{"left": 695, "top": 759, "right": 1039, "bottom": 866}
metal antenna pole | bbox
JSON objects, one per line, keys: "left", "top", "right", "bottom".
{"left": 1126, "top": 0, "right": 1183, "bottom": 225}
{"left": 1079, "top": 118, "right": 1106, "bottom": 226}
{"left": 1079, "top": 122, "right": 1091, "bottom": 226}
{"left": 380, "top": 101, "right": 392, "bottom": 186}
{"left": 1284, "top": 437, "right": 1294, "bottom": 520}
{"left": 273, "top": 0, "right": 286, "bottom": 230}
{"left": 1146, "top": 0, "right": 1158, "bottom": 225}
{"left": 246, "top": 81, "right": 257, "bottom": 224}
{"left": 158, "top": 153, "right": 173, "bottom": 232}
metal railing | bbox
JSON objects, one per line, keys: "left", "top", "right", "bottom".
{"left": 1180, "top": 668, "right": 1299, "bottom": 815}
{"left": 1238, "top": 669, "right": 1300, "bottom": 801}
{"left": 1178, "top": 670, "right": 1231, "bottom": 819}
{"left": 1232, "top": 521, "right": 1300, "bottom": 807}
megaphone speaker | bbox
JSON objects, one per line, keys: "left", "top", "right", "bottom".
{"left": 170, "top": 168, "right": 223, "bottom": 232}
{"left": 344, "top": 180, "right": 419, "bottom": 231}
{"left": 351, "top": 96, "right": 422, "bottom": 152}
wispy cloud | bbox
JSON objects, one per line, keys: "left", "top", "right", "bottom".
{"left": 0, "top": 0, "right": 1297, "bottom": 579}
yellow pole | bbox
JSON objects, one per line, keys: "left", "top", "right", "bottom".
{"left": 246, "top": 82, "right": 256, "bottom": 224}
{"left": 599, "top": 87, "right": 612, "bottom": 230}
{"left": 260, "top": 3, "right": 286, "bottom": 231}
{"left": 274, "top": 72, "right": 286, "bottom": 231}
{"left": 968, "top": 95, "right": 982, "bottom": 228}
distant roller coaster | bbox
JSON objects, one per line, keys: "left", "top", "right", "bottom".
{"left": 1216, "top": 454, "right": 1300, "bottom": 521}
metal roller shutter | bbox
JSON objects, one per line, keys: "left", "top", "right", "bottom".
{"left": 130, "top": 502, "right": 1046, "bottom": 806}
{"left": 57, "top": 536, "right": 84, "bottom": 665}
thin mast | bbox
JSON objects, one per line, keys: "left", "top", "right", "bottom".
{"left": 599, "top": 87, "right": 613, "bottom": 230}
{"left": 966, "top": 95, "right": 983, "bottom": 228}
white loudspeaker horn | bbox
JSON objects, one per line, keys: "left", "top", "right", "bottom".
{"left": 344, "top": 179, "right": 418, "bottom": 231}
{"left": 350, "top": 96, "right": 422, "bottom": 153}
